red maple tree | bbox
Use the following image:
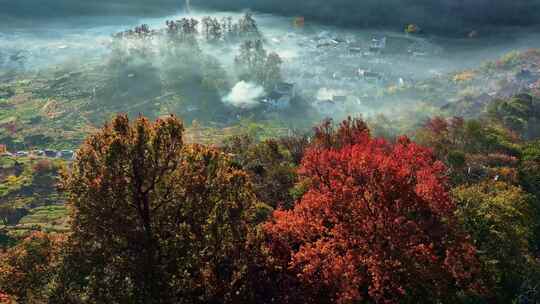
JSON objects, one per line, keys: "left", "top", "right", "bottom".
{"left": 263, "top": 119, "right": 484, "bottom": 303}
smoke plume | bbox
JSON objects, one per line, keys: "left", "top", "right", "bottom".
{"left": 223, "top": 81, "right": 265, "bottom": 109}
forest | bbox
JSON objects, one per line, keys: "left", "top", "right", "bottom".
{"left": 1, "top": 108, "right": 540, "bottom": 303}
{"left": 2, "top": 4, "right": 540, "bottom": 304}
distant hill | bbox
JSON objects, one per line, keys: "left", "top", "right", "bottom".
{"left": 0, "top": 0, "right": 181, "bottom": 22}
{"left": 3, "top": 1, "right": 540, "bottom": 35}
{"left": 198, "top": 0, "right": 540, "bottom": 35}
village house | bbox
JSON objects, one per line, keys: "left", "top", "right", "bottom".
{"left": 349, "top": 46, "right": 363, "bottom": 54}
{"left": 44, "top": 149, "right": 58, "bottom": 158}
{"left": 369, "top": 36, "right": 387, "bottom": 53}
{"left": 59, "top": 150, "right": 75, "bottom": 160}
{"left": 264, "top": 82, "right": 296, "bottom": 110}
{"left": 358, "top": 69, "right": 384, "bottom": 82}
{"left": 15, "top": 151, "right": 29, "bottom": 157}
{"left": 317, "top": 38, "right": 340, "bottom": 48}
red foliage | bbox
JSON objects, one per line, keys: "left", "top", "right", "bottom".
{"left": 264, "top": 121, "right": 483, "bottom": 303}
{"left": 0, "top": 291, "right": 13, "bottom": 304}
{"left": 312, "top": 117, "right": 370, "bottom": 149}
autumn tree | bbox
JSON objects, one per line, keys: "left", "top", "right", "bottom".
{"left": 263, "top": 119, "right": 483, "bottom": 303}
{"left": 58, "top": 114, "right": 258, "bottom": 304}
{"left": 31, "top": 159, "right": 60, "bottom": 189}
{"left": 278, "top": 133, "right": 310, "bottom": 166}
{"left": 416, "top": 116, "right": 520, "bottom": 158}
{"left": 487, "top": 93, "right": 540, "bottom": 140}
{"left": 453, "top": 181, "right": 539, "bottom": 302}
{"left": 0, "top": 231, "right": 65, "bottom": 303}
{"left": 311, "top": 117, "right": 370, "bottom": 149}
{"left": 415, "top": 116, "right": 522, "bottom": 185}
{"left": 0, "top": 291, "right": 14, "bottom": 304}
{"left": 224, "top": 135, "right": 298, "bottom": 211}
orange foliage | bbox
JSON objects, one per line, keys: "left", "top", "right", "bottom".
{"left": 0, "top": 292, "right": 14, "bottom": 304}
{"left": 264, "top": 119, "right": 484, "bottom": 303}
{"left": 0, "top": 232, "right": 65, "bottom": 303}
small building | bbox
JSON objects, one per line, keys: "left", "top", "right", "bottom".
{"left": 358, "top": 69, "right": 383, "bottom": 82}
{"left": 264, "top": 93, "right": 289, "bottom": 110}
{"left": 0, "top": 144, "right": 6, "bottom": 154}
{"left": 369, "top": 36, "right": 387, "bottom": 53}
{"left": 59, "top": 150, "right": 75, "bottom": 160}
{"left": 44, "top": 149, "right": 58, "bottom": 158}
{"left": 275, "top": 82, "right": 296, "bottom": 97}
{"left": 264, "top": 82, "right": 296, "bottom": 110}
{"left": 412, "top": 52, "right": 427, "bottom": 57}
{"left": 317, "top": 38, "right": 339, "bottom": 48}
{"left": 15, "top": 151, "right": 29, "bottom": 158}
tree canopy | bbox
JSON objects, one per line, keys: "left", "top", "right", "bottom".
{"left": 58, "top": 114, "right": 259, "bottom": 303}
{"left": 263, "top": 119, "right": 484, "bottom": 303}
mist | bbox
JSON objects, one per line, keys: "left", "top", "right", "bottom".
{"left": 224, "top": 82, "right": 266, "bottom": 109}
{"left": 2, "top": 2, "right": 540, "bottom": 148}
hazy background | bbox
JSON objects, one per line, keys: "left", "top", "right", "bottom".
{"left": 2, "top": 0, "right": 540, "bottom": 34}
{"left": 1, "top": 0, "right": 540, "bottom": 147}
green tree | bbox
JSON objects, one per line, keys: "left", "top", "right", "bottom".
{"left": 488, "top": 94, "right": 540, "bottom": 140}
{"left": 224, "top": 135, "right": 298, "bottom": 210}
{"left": 262, "top": 52, "right": 283, "bottom": 90}
{"left": 520, "top": 140, "right": 540, "bottom": 198}
{"left": 453, "top": 181, "right": 539, "bottom": 302}
{"left": 235, "top": 40, "right": 283, "bottom": 89}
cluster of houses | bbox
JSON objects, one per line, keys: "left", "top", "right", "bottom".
{"left": 234, "top": 29, "right": 430, "bottom": 116}
{"left": 275, "top": 32, "right": 410, "bottom": 115}
{"left": 313, "top": 31, "right": 388, "bottom": 55}
{"left": 0, "top": 146, "right": 75, "bottom": 160}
